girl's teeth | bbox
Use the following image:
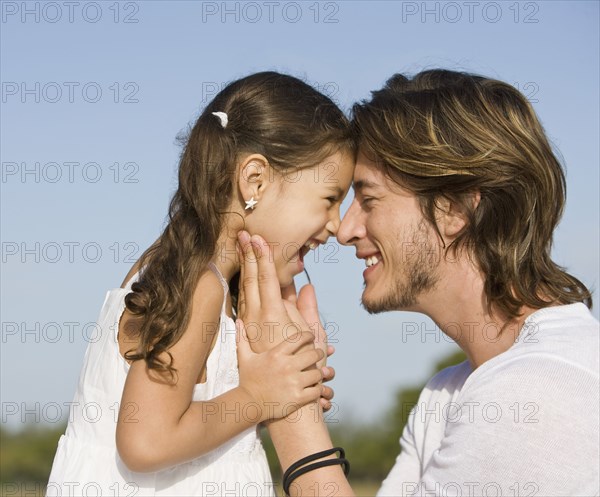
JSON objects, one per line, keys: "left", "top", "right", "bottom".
{"left": 305, "top": 241, "right": 318, "bottom": 250}
{"left": 366, "top": 255, "right": 381, "bottom": 268}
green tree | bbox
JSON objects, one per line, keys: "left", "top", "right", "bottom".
{"left": 0, "top": 424, "right": 65, "bottom": 484}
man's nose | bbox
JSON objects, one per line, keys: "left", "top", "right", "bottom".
{"left": 337, "top": 198, "right": 365, "bottom": 246}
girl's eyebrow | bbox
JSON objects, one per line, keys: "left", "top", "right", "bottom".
{"left": 326, "top": 186, "right": 345, "bottom": 197}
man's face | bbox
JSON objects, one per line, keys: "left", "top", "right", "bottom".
{"left": 337, "top": 151, "right": 442, "bottom": 314}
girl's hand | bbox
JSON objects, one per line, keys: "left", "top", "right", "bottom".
{"left": 297, "top": 284, "right": 328, "bottom": 367}
{"left": 283, "top": 282, "right": 336, "bottom": 411}
{"left": 236, "top": 319, "right": 324, "bottom": 421}
{"left": 320, "top": 363, "right": 335, "bottom": 412}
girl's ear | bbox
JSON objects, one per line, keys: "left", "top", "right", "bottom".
{"left": 237, "top": 154, "right": 273, "bottom": 209}
{"left": 436, "top": 191, "right": 481, "bottom": 240}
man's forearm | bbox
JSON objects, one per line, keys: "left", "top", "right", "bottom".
{"left": 266, "top": 402, "right": 355, "bottom": 497}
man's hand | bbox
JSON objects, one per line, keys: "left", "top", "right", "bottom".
{"left": 237, "top": 230, "right": 313, "bottom": 352}
{"left": 237, "top": 230, "right": 336, "bottom": 411}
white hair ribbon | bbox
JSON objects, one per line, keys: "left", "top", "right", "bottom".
{"left": 211, "top": 111, "right": 228, "bottom": 128}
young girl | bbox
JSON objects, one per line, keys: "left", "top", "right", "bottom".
{"left": 46, "top": 72, "right": 355, "bottom": 496}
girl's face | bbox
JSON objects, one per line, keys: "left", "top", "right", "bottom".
{"left": 245, "top": 151, "right": 355, "bottom": 287}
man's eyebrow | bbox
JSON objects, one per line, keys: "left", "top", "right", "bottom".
{"left": 353, "top": 179, "right": 380, "bottom": 191}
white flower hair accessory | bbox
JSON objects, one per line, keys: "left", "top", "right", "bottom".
{"left": 211, "top": 111, "right": 228, "bottom": 128}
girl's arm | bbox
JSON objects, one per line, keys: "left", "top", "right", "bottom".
{"left": 116, "top": 267, "right": 323, "bottom": 473}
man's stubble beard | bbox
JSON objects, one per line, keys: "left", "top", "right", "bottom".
{"left": 362, "top": 221, "right": 441, "bottom": 314}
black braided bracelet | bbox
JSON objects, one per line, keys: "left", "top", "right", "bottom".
{"left": 284, "top": 458, "right": 350, "bottom": 495}
{"left": 282, "top": 447, "right": 345, "bottom": 486}
{"left": 282, "top": 447, "right": 350, "bottom": 496}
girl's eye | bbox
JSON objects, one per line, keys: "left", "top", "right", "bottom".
{"left": 326, "top": 197, "right": 338, "bottom": 205}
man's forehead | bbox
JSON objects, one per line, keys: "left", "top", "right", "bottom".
{"left": 352, "top": 156, "right": 412, "bottom": 197}
{"left": 352, "top": 158, "right": 385, "bottom": 191}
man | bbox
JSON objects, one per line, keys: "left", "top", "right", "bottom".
{"left": 237, "top": 69, "right": 599, "bottom": 496}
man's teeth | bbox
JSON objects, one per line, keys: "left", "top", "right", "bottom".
{"left": 304, "top": 241, "right": 318, "bottom": 250}
{"left": 365, "top": 255, "right": 381, "bottom": 267}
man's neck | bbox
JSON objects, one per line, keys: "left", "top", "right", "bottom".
{"left": 417, "top": 255, "right": 538, "bottom": 370}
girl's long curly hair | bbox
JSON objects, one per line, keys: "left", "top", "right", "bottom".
{"left": 123, "top": 72, "right": 354, "bottom": 381}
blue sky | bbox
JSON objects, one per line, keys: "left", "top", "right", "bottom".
{"left": 1, "top": 0, "right": 598, "bottom": 429}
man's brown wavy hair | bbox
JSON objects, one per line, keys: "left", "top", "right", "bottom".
{"left": 124, "top": 72, "right": 354, "bottom": 380}
{"left": 352, "top": 69, "right": 592, "bottom": 321}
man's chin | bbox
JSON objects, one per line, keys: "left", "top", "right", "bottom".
{"left": 361, "top": 289, "right": 392, "bottom": 314}
{"left": 362, "top": 301, "right": 385, "bottom": 314}
{"left": 361, "top": 286, "right": 416, "bottom": 314}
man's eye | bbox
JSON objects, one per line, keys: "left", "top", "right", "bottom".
{"left": 362, "top": 197, "right": 374, "bottom": 206}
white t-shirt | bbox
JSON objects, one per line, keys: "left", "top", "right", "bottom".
{"left": 377, "top": 303, "right": 599, "bottom": 497}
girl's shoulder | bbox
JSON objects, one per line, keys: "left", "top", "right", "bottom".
{"left": 118, "top": 256, "right": 227, "bottom": 302}
{"left": 120, "top": 260, "right": 144, "bottom": 289}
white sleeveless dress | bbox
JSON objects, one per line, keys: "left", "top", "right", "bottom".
{"left": 47, "top": 263, "right": 275, "bottom": 496}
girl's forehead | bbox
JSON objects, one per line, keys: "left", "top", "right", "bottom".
{"left": 321, "top": 150, "right": 355, "bottom": 179}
